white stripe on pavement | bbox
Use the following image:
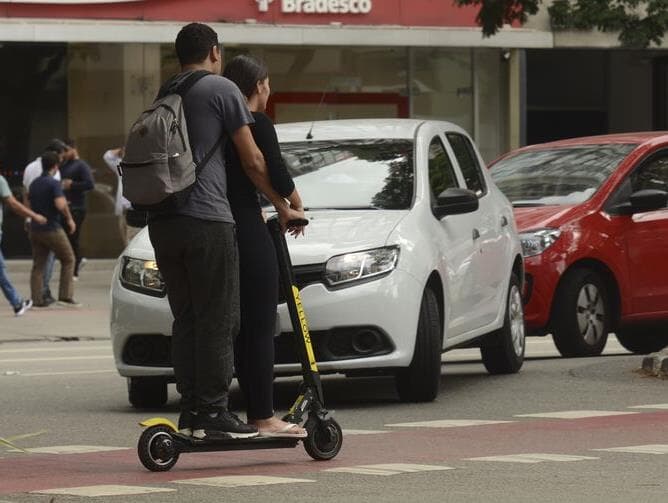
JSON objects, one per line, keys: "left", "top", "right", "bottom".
{"left": 514, "top": 410, "right": 638, "bottom": 419}
{"left": 342, "top": 429, "right": 389, "bottom": 435}
{"left": 593, "top": 445, "right": 668, "bottom": 455}
{"left": 18, "top": 370, "right": 116, "bottom": 377}
{"left": 468, "top": 453, "right": 599, "bottom": 463}
{"left": 386, "top": 419, "right": 512, "bottom": 428}
{"left": 326, "top": 463, "right": 455, "bottom": 476}
{"left": 33, "top": 485, "right": 175, "bottom": 497}
{"left": 0, "top": 356, "right": 112, "bottom": 363}
{"left": 173, "top": 476, "right": 314, "bottom": 488}
{"left": 0, "top": 345, "right": 111, "bottom": 354}
{"left": 628, "top": 404, "right": 668, "bottom": 410}
{"left": 8, "top": 445, "right": 129, "bottom": 455}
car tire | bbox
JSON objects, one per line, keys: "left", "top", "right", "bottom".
{"left": 615, "top": 327, "right": 668, "bottom": 354}
{"left": 128, "top": 377, "right": 168, "bottom": 408}
{"left": 551, "top": 268, "right": 610, "bottom": 358}
{"left": 481, "top": 273, "right": 525, "bottom": 374}
{"left": 395, "top": 287, "right": 441, "bottom": 403}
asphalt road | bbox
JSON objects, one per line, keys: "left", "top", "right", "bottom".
{"left": 1, "top": 335, "right": 666, "bottom": 503}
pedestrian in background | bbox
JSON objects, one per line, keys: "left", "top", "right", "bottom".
{"left": 27, "top": 151, "right": 80, "bottom": 308}
{"left": 103, "top": 147, "right": 142, "bottom": 245}
{"left": 0, "top": 174, "right": 47, "bottom": 316}
{"left": 61, "top": 138, "right": 94, "bottom": 279}
{"left": 22, "top": 138, "right": 67, "bottom": 305}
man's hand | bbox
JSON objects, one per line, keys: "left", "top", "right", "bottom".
{"left": 62, "top": 179, "right": 73, "bottom": 190}
{"left": 66, "top": 217, "right": 76, "bottom": 235}
{"left": 24, "top": 218, "right": 31, "bottom": 233}
{"left": 33, "top": 214, "right": 47, "bottom": 226}
{"left": 277, "top": 206, "right": 306, "bottom": 237}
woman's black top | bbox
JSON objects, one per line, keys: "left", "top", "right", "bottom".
{"left": 226, "top": 111, "right": 295, "bottom": 211}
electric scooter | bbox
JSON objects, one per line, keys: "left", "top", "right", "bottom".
{"left": 137, "top": 217, "right": 343, "bottom": 472}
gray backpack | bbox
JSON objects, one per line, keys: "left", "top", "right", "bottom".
{"left": 119, "top": 70, "right": 222, "bottom": 211}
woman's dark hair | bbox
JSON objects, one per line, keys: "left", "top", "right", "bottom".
{"left": 41, "top": 151, "right": 60, "bottom": 173}
{"left": 223, "top": 55, "right": 269, "bottom": 99}
{"left": 175, "top": 23, "right": 219, "bottom": 66}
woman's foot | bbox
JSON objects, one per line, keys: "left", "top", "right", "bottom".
{"left": 250, "top": 416, "right": 308, "bottom": 438}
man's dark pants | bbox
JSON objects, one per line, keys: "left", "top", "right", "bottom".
{"left": 67, "top": 207, "right": 86, "bottom": 276}
{"left": 148, "top": 215, "right": 239, "bottom": 414}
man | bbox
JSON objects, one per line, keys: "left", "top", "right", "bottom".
{"left": 147, "top": 23, "right": 303, "bottom": 440}
{"left": 23, "top": 138, "right": 66, "bottom": 305}
{"left": 0, "top": 174, "right": 47, "bottom": 316}
{"left": 27, "top": 151, "right": 80, "bottom": 308}
{"left": 60, "top": 138, "right": 94, "bottom": 279}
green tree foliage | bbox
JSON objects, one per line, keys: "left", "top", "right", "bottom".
{"left": 456, "top": 0, "right": 668, "bottom": 48}
{"left": 454, "top": 0, "right": 541, "bottom": 36}
{"left": 549, "top": 0, "right": 668, "bottom": 48}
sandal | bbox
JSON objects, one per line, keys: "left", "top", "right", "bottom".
{"left": 257, "top": 422, "right": 308, "bottom": 439}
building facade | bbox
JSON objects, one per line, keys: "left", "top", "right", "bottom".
{"left": 0, "top": 0, "right": 550, "bottom": 256}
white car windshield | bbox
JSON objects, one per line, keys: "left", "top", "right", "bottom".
{"left": 490, "top": 144, "right": 637, "bottom": 207}
{"left": 278, "top": 139, "right": 414, "bottom": 210}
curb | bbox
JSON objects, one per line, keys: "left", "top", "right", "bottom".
{"left": 5, "top": 258, "right": 118, "bottom": 274}
{"left": 641, "top": 350, "right": 668, "bottom": 379}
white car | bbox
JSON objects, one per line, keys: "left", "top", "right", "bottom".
{"left": 111, "top": 119, "right": 525, "bottom": 406}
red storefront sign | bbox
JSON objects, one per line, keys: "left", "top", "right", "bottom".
{"left": 0, "top": 0, "right": 482, "bottom": 28}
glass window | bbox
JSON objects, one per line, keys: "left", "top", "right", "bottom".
{"left": 279, "top": 139, "right": 414, "bottom": 210}
{"left": 631, "top": 155, "right": 668, "bottom": 194}
{"left": 446, "top": 133, "right": 486, "bottom": 196}
{"left": 428, "top": 136, "right": 459, "bottom": 205}
{"left": 491, "top": 144, "right": 637, "bottom": 206}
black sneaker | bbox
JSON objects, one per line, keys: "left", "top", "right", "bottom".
{"left": 13, "top": 299, "right": 33, "bottom": 317}
{"left": 178, "top": 410, "right": 197, "bottom": 437}
{"left": 193, "top": 410, "right": 259, "bottom": 440}
{"left": 43, "top": 295, "right": 56, "bottom": 307}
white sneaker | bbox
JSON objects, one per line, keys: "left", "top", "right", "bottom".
{"left": 14, "top": 299, "right": 33, "bottom": 317}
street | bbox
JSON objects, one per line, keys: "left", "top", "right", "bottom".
{"left": 0, "top": 264, "right": 666, "bottom": 502}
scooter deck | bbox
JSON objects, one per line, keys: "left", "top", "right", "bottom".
{"left": 171, "top": 433, "right": 300, "bottom": 453}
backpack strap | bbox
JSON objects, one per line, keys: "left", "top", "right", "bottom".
{"left": 173, "top": 70, "right": 224, "bottom": 175}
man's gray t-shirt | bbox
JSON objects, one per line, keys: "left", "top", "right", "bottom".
{"left": 0, "top": 175, "right": 13, "bottom": 228}
{"left": 160, "top": 72, "right": 253, "bottom": 223}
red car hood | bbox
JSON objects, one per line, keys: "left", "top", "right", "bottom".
{"left": 513, "top": 205, "right": 579, "bottom": 231}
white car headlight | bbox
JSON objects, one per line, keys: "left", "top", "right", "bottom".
{"left": 120, "top": 257, "right": 166, "bottom": 296}
{"left": 520, "top": 229, "right": 562, "bottom": 257}
{"left": 325, "top": 246, "right": 399, "bottom": 287}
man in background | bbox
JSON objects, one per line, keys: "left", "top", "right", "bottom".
{"left": 23, "top": 139, "right": 66, "bottom": 305}
{"left": 27, "top": 151, "right": 79, "bottom": 308}
{"left": 61, "top": 138, "right": 94, "bottom": 279}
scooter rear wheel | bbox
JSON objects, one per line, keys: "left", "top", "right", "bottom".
{"left": 303, "top": 417, "right": 343, "bottom": 461}
{"left": 138, "top": 425, "right": 179, "bottom": 472}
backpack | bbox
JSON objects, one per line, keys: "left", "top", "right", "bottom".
{"left": 119, "top": 70, "right": 223, "bottom": 212}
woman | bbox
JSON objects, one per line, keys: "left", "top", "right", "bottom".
{"left": 223, "top": 55, "right": 307, "bottom": 438}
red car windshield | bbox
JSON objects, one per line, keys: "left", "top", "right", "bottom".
{"left": 490, "top": 144, "right": 637, "bottom": 206}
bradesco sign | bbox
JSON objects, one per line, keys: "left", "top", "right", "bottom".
{"left": 257, "top": 0, "right": 372, "bottom": 14}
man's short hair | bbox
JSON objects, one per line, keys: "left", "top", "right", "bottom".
{"left": 45, "top": 138, "right": 67, "bottom": 154}
{"left": 175, "top": 23, "right": 219, "bottom": 66}
{"left": 64, "top": 138, "right": 76, "bottom": 149}
{"left": 41, "top": 151, "right": 61, "bottom": 173}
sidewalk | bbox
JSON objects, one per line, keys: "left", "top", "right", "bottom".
{"left": 0, "top": 259, "right": 117, "bottom": 343}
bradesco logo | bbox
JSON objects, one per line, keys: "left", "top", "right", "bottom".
{"left": 256, "top": 0, "right": 372, "bottom": 14}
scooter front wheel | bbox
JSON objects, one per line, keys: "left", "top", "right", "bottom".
{"left": 303, "top": 417, "right": 343, "bottom": 461}
{"left": 138, "top": 425, "right": 179, "bottom": 472}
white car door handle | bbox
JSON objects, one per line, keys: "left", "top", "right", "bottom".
{"left": 472, "top": 228, "right": 481, "bottom": 240}
{"left": 500, "top": 215, "right": 508, "bottom": 227}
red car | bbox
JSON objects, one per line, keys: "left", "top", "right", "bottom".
{"left": 490, "top": 133, "right": 668, "bottom": 357}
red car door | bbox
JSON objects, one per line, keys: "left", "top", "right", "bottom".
{"left": 616, "top": 153, "right": 668, "bottom": 316}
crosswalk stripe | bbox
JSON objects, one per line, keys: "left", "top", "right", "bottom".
{"left": 0, "top": 356, "right": 112, "bottom": 363}
{"left": 326, "top": 463, "right": 455, "bottom": 476}
{"left": 514, "top": 410, "right": 638, "bottom": 419}
{"left": 467, "top": 453, "right": 599, "bottom": 463}
{"left": 593, "top": 444, "right": 668, "bottom": 455}
{"left": 385, "top": 419, "right": 512, "bottom": 428}
{"left": 628, "top": 404, "right": 668, "bottom": 410}
{"left": 0, "top": 345, "right": 111, "bottom": 354}
{"left": 7, "top": 445, "right": 129, "bottom": 455}
{"left": 33, "top": 485, "right": 175, "bottom": 497}
{"left": 172, "top": 476, "right": 314, "bottom": 488}
{"left": 342, "top": 429, "right": 388, "bottom": 435}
